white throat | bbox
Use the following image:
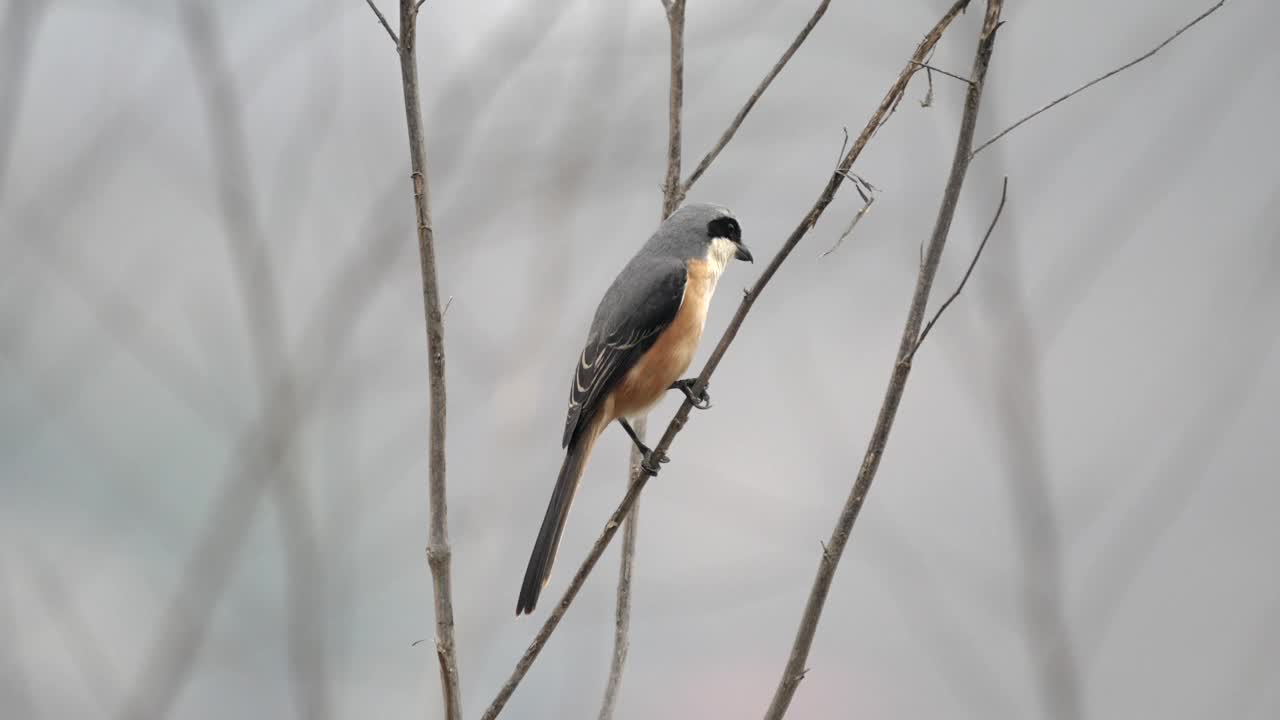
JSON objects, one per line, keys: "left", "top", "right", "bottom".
{"left": 705, "top": 236, "right": 738, "bottom": 282}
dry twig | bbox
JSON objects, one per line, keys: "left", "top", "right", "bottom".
{"left": 820, "top": 169, "right": 877, "bottom": 258}
{"left": 363, "top": 0, "right": 398, "bottom": 47}
{"left": 377, "top": 0, "right": 463, "bottom": 717}
{"left": 908, "top": 175, "right": 1008, "bottom": 360}
{"left": 678, "top": 0, "right": 832, "bottom": 202}
{"left": 763, "top": 1, "right": 1005, "bottom": 716}
{"left": 479, "top": 3, "right": 974, "bottom": 717}
{"left": 598, "top": 460, "right": 637, "bottom": 720}
{"left": 659, "top": 0, "right": 686, "bottom": 218}
{"left": 971, "top": 0, "right": 1227, "bottom": 157}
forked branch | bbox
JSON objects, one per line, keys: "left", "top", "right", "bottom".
{"left": 908, "top": 175, "right": 1008, "bottom": 361}
{"left": 763, "top": 2, "right": 1005, "bottom": 717}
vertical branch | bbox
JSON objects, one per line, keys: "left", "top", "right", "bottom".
{"left": 598, "top": 487, "right": 636, "bottom": 720}
{"left": 762, "top": 2, "right": 1004, "bottom": 717}
{"left": 393, "top": 2, "right": 461, "bottom": 719}
{"left": 602, "top": 3, "right": 685, "bottom": 717}
{"left": 660, "top": 0, "right": 685, "bottom": 219}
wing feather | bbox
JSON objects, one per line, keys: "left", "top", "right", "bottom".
{"left": 562, "top": 259, "right": 687, "bottom": 447}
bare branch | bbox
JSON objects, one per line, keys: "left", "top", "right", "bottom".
{"left": 660, "top": 0, "right": 685, "bottom": 216}
{"left": 819, "top": 196, "right": 874, "bottom": 257}
{"left": 908, "top": 175, "right": 1008, "bottom": 360}
{"left": 971, "top": 0, "right": 1227, "bottom": 157}
{"left": 679, "top": 0, "right": 832, "bottom": 200}
{"left": 363, "top": 0, "right": 399, "bottom": 47}
{"left": 480, "top": 3, "right": 974, "bottom": 716}
{"left": 597, "top": 464, "right": 637, "bottom": 720}
{"left": 601, "top": 2, "right": 687, "bottom": 714}
{"left": 392, "top": 1, "right": 461, "bottom": 718}
{"left": 764, "top": 2, "right": 1004, "bottom": 716}
{"left": 819, "top": 170, "right": 877, "bottom": 258}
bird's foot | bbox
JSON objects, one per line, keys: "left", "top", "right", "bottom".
{"left": 640, "top": 448, "right": 669, "bottom": 476}
{"left": 670, "top": 378, "right": 711, "bottom": 409}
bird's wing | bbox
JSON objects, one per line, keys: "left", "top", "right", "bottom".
{"left": 562, "top": 259, "right": 688, "bottom": 447}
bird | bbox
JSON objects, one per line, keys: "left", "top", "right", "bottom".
{"left": 516, "top": 202, "right": 753, "bottom": 615}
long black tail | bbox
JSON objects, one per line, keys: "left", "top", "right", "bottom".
{"left": 517, "top": 426, "right": 600, "bottom": 615}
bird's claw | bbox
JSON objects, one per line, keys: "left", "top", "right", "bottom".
{"left": 640, "top": 449, "right": 669, "bottom": 476}
{"left": 670, "top": 378, "right": 711, "bottom": 410}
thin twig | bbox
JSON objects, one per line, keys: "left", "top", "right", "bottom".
{"left": 479, "top": 3, "right": 973, "bottom": 717}
{"left": 393, "top": 1, "right": 461, "bottom": 718}
{"left": 363, "top": 0, "right": 399, "bottom": 47}
{"left": 820, "top": 170, "right": 877, "bottom": 258}
{"left": 971, "top": 0, "right": 1227, "bottom": 157}
{"left": 820, "top": 196, "right": 875, "bottom": 257}
{"left": 678, "top": 0, "right": 832, "bottom": 202}
{"left": 908, "top": 175, "right": 1008, "bottom": 360}
{"left": 908, "top": 59, "right": 972, "bottom": 85}
{"left": 763, "top": 1, "right": 1004, "bottom": 717}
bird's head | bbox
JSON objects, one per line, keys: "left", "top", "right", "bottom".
{"left": 659, "top": 203, "right": 753, "bottom": 266}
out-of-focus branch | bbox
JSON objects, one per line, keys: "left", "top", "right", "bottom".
{"left": 0, "top": 0, "right": 47, "bottom": 203}
{"left": 678, "top": 0, "right": 831, "bottom": 202}
{"left": 185, "top": 7, "right": 330, "bottom": 720}
{"left": 385, "top": 1, "right": 462, "bottom": 718}
{"left": 480, "top": 4, "right": 975, "bottom": 717}
{"left": 114, "top": 7, "right": 331, "bottom": 720}
{"left": 971, "top": 0, "right": 1227, "bottom": 157}
{"left": 0, "top": 557, "right": 40, "bottom": 719}
{"left": 25, "top": 551, "right": 117, "bottom": 706}
{"left": 763, "top": 2, "right": 1004, "bottom": 717}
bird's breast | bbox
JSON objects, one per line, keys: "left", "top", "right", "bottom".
{"left": 609, "top": 256, "right": 721, "bottom": 420}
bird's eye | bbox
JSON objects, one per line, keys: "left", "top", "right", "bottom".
{"left": 708, "top": 217, "right": 741, "bottom": 242}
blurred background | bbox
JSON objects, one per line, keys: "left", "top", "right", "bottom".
{"left": 2, "top": 0, "right": 1278, "bottom": 718}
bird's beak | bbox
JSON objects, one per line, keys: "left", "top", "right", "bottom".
{"left": 735, "top": 243, "right": 754, "bottom": 263}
